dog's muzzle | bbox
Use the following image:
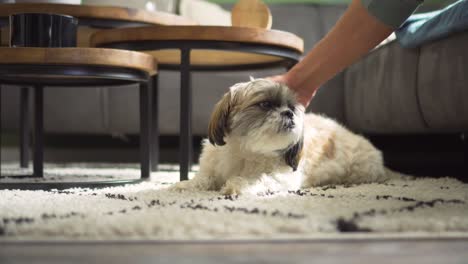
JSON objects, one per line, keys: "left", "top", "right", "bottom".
{"left": 280, "top": 110, "right": 295, "bottom": 131}
{"left": 282, "top": 119, "right": 295, "bottom": 130}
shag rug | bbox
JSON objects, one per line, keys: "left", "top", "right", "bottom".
{"left": 1, "top": 163, "right": 468, "bottom": 241}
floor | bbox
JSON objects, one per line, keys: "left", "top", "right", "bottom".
{"left": 1, "top": 239, "right": 467, "bottom": 264}
{"left": 1, "top": 135, "right": 467, "bottom": 263}
{"left": 2, "top": 133, "right": 466, "bottom": 179}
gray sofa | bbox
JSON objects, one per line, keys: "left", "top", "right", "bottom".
{"left": 2, "top": 2, "right": 467, "bottom": 140}
{"left": 312, "top": 28, "right": 468, "bottom": 178}
{"left": 337, "top": 31, "right": 468, "bottom": 134}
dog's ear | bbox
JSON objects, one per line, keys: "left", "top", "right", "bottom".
{"left": 208, "top": 92, "right": 234, "bottom": 146}
{"left": 284, "top": 134, "right": 304, "bottom": 171}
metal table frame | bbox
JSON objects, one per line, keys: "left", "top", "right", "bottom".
{"left": 0, "top": 64, "right": 156, "bottom": 190}
{"left": 99, "top": 39, "right": 301, "bottom": 181}
{"left": 0, "top": 14, "right": 161, "bottom": 172}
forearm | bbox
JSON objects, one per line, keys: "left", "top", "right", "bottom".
{"left": 285, "top": 0, "right": 394, "bottom": 106}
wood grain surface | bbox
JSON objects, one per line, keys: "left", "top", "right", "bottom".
{"left": 91, "top": 25, "right": 303, "bottom": 66}
{"left": 0, "top": 3, "right": 196, "bottom": 47}
{"left": 91, "top": 26, "right": 303, "bottom": 53}
{"left": 0, "top": 240, "right": 467, "bottom": 264}
{"left": 0, "top": 3, "right": 196, "bottom": 26}
{"left": 231, "top": 0, "right": 272, "bottom": 29}
{"left": 145, "top": 49, "right": 284, "bottom": 66}
{"left": 0, "top": 47, "right": 157, "bottom": 75}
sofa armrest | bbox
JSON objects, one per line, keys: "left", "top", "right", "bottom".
{"left": 307, "top": 72, "right": 346, "bottom": 124}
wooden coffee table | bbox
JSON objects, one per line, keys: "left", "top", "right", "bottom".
{"left": 0, "top": 3, "right": 196, "bottom": 47}
{"left": 0, "top": 47, "right": 157, "bottom": 190}
{"left": 0, "top": 3, "right": 194, "bottom": 172}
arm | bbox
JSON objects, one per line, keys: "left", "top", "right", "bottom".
{"left": 272, "top": 0, "right": 422, "bottom": 107}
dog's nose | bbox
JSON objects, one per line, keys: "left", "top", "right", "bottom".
{"left": 281, "top": 110, "right": 294, "bottom": 119}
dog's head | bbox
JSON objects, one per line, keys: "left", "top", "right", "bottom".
{"left": 208, "top": 78, "right": 304, "bottom": 170}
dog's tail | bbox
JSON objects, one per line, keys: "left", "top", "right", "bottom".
{"left": 384, "top": 168, "right": 415, "bottom": 181}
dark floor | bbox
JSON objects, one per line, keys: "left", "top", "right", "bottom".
{"left": 2, "top": 133, "right": 467, "bottom": 181}
{"left": 1, "top": 239, "right": 467, "bottom": 264}
{"left": 368, "top": 134, "right": 468, "bottom": 180}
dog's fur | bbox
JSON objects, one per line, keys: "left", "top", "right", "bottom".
{"left": 172, "top": 79, "right": 403, "bottom": 195}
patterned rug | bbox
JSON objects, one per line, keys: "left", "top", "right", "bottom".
{"left": 1, "top": 163, "right": 468, "bottom": 241}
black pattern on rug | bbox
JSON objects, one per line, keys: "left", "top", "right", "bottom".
{"left": 1, "top": 164, "right": 468, "bottom": 239}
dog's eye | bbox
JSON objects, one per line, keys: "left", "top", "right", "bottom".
{"left": 258, "top": 101, "right": 273, "bottom": 109}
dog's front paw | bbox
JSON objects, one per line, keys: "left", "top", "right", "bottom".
{"left": 220, "top": 177, "right": 251, "bottom": 195}
{"left": 168, "top": 180, "right": 193, "bottom": 192}
{"left": 220, "top": 185, "right": 242, "bottom": 195}
{"left": 220, "top": 183, "right": 244, "bottom": 195}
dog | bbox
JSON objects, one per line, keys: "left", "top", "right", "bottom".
{"left": 171, "top": 78, "right": 405, "bottom": 195}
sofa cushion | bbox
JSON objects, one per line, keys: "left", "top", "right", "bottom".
{"left": 43, "top": 88, "right": 107, "bottom": 134}
{"left": 0, "top": 85, "right": 21, "bottom": 132}
{"left": 344, "top": 41, "right": 428, "bottom": 133}
{"left": 308, "top": 71, "right": 346, "bottom": 124}
{"left": 0, "top": 86, "right": 106, "bottom": 134}
{"left": 417, "top": 31, "right": 468, "bottom": 131}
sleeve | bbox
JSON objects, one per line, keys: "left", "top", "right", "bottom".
{"left": 361, "top": 0, "right": 424, "bottom": 29}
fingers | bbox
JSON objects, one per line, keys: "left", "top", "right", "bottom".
{"left": 265, "top": 74, "right": 286, "bottom": 84}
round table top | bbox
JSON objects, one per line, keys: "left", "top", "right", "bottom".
{"left": 0, "top": 3, "right": 196, "bottom": 26}
{"left": 0, "top": 47, "right": 157, "bottom": 75}
{"left": 91, "top": 26, "right": 304, "bottom": 67}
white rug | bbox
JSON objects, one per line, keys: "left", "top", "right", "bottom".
{"left": 1, "top": 163, "right": 468, "bottom": 241}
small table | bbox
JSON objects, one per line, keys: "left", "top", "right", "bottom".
{"left": 91, "top": 25, "right": 304, "bottom": 181}
{"left": 0, "top": 47, "right": 157, "bottom": 190}
{"left": 0, "top": 3, "right": 196, "bottom": 47}
{"left": 0, "top": 3, "right": 195, "bottom": 28}
{"left": 0, "top": 3, "right": 194, "bottom": 171}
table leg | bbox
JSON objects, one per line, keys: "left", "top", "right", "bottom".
{"left": 0, "top": 84, "right": 2, "bottom": 176}
{"left": 140, "top": 81, "right": 151, "bottom": 179}
{"left": 20, "top": 87, "right": 30, "bottom": 168}
{"left": 151, "top": 74, "right": 159, "bottom": 172}
{"left": 180, "top": 48, "right": 192, "bottom": 181}
{"left": 33, "top": 86, "right": 44, "bottom": 178}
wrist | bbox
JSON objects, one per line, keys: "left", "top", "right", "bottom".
{"left": 283, "top": 69, "right": 317, "bottom": 107}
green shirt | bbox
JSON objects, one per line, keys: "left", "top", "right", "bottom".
{"left": 361, "top": 0, "right": 424, "bottom": 28}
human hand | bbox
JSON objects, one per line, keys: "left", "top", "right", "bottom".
{"left": 266, "top": 74, "right": 314, "bottom": 108}
{"left": 266, "top": 74, "right": 288, "bottom": 84}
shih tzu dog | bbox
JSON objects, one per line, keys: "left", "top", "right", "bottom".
{"left": 171, "top": 78, "right": 405, "bottom": 195}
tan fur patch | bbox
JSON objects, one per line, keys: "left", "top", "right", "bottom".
{"left": 295, "top": 149, "right": 303, "bottom": 166}
{"left": 322, "top": 133, "right": 336, "bottom": 159}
